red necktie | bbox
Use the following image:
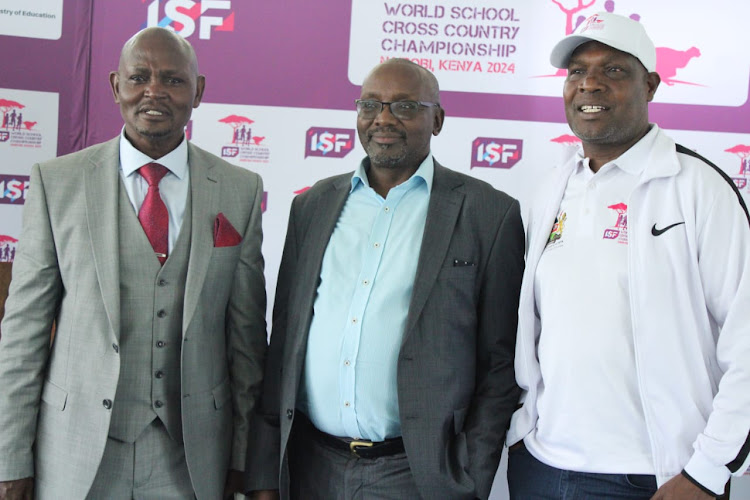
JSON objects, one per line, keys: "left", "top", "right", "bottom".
{"left": 138, "top": 162, "right": 169, "bottom": 265}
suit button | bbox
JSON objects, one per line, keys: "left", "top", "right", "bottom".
{"left": 156, "top": 340, "right": 165, "bottom": 348}
{"left": 112, "top": 343, "right": 119, "bottom": 353}
{"left": 157, "top": 309, "right": 167, "bottom": 318}
{"left": 286, "top": 409, "right": 293, "bottom": 419}
{"left": 154, "top": 400, "right": 163, "bottom": 408}
{"left": 155, "top": 370, "right": 164, "bottom": 379}
{"left": 102, "top": 399, "right": 112, "bottom": 409}
{"left": 158, "top": 279, "right": 167, "bottom": 287}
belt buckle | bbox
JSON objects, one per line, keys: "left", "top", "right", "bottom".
{"left": 349, "top": 440, "right": 374, "bottom": 456}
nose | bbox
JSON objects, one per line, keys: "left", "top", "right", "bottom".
{"left": 373, "top": 103, "right": 398, "bottom": 126}
{"left": 579, "top": 72, "right": 604, "bottom": 93}
{"left": 144, "top": 78, "right": 167, "bottom": 98}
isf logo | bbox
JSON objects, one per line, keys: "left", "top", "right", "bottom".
{"left": 305, "top": 128, "right": 355, "bottom": 159}
{"left": 0, "top": 175, "right": 30, "bottom": 205}
{"left": 145, "top": 0, "right": 234, "bottom": 40}
{"left": 221, "top": 146, "right": 239, "bottom": 158}
{"left": 470, "top": 138, "right": 523, "bottom": 169}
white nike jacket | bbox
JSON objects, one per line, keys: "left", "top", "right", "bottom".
{"left": 508, "top": 125, "right": 750, "bottom": 495}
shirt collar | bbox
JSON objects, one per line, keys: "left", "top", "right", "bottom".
{"left": 351, "top": 152, "right": 435, "bottom": 194}
{"left": 575, "top": 124, "right": 659, "bottom": 177}
{"left": 118, "top": 128, "right": 189, "bottom": 179}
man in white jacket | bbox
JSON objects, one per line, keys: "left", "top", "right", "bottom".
{"left": 507, "top": 12, "right": 750, "bottom": 500}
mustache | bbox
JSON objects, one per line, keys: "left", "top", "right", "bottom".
{"left": 367, "top": 127, "right": 406, "bottom": 139}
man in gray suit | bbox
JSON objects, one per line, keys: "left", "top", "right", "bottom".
{"left": 245, "top": 59, "right": 524, "bottom": 500}
{"left": 0, "top": 27, "right": 267, "bottom": 499}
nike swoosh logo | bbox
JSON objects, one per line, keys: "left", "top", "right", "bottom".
{"left": 651, "top": 222, "right": 685, "bottom": 236}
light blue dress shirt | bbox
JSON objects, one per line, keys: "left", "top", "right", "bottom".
{"left": 298, "top": 154, "right": 434, "bottom": 441}
{"left": 118, "top": 130, "right": 190, "bottom": 253}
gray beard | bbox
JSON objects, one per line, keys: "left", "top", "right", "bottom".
{"left": 366, "top": 142, "right": 412, "bottom": 169}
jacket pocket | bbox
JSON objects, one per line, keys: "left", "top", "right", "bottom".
{"left": 40, "top": 380, "right": 68, "bottom": 411}
{"left": 453, "top": 406, "right": 468, "bottom": 434}
{"left": 438, "top": 264, "right": 478, "bottom": 281}
{"left": 212, "top": 377, "right": 232, "bottom": 409}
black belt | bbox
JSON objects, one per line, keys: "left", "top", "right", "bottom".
{"left": 296, "top": 412, "right": 405, "bottom": 459}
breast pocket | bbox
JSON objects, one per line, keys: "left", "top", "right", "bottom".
{"left": 437, "top": 263, "right": 478, "bottom": 281}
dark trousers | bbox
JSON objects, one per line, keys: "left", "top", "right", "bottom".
{"left": 508, "top": 443, "right": 730, "bottom": 500}
{"left": 288, "top": 418, "right": 420, "bottom": 500}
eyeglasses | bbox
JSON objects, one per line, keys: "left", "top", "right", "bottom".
{"left": 355, "top": 99, "right": 440, "bottom": 120}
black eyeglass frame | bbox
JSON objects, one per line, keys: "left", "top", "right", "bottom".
{"left": 354, "top": 99, "right": 441, "bottom": 120}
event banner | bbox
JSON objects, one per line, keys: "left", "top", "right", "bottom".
{"left": 0, "top": 87, "right": 58, "bottom": 262}
{"left": 349, "top": 0, "right": 750, "bottom": 106}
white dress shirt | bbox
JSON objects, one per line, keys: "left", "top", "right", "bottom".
{"left": 118, "top": 130, "right": 190, "bottom": 252}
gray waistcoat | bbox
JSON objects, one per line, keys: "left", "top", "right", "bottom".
{"left": 108, "top": 180, "right": 192, "bottom": 443}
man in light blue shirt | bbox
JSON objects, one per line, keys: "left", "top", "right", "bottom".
{"left": 246, "top": 59, "right": 525, "bottom": 500}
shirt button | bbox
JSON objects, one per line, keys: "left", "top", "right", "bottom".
{"left": 384, "top": 206, "right": 390, "bottom": 213}
{"left": 154, "top": 400, "right": 164, "bottom": 408}
{"left": 112, "top": 343, "right": 119, "bottom": 353}
{"left": 102, "top": 399, "right": 112, "bottom": 410}
{"left": 157, "top": 309, "right": 167, "bottom": 318}
{"left": 155, "top": 370, "right": 164, "bottom": 379}
{"left": 158, "top": 279, "right": 167, "bottom": 287}
{"left": 286, "top": 409, "right": 294, "bottom": 419}
{"left": 156, "top": 340, "right": 165, "bottom": 348}
{"left": 344, "top": 401, "right": 351, "bottom": 407}
{"left": 373, "top": 242, "right": 380, "bottom": 248}
{"left": 351, "top": 317, "right": 358, "bottom": 324}
{"left": 362, "top": 279, "right": 369, "bottom": 286}
{"left": 344, "top": 360, "right": 351, "bottom": 366}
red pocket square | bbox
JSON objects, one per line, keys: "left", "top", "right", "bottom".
{"left": 214, "top": 213, "right": 243, "bottom": 247}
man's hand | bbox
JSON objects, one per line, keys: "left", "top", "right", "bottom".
{"left": 0, "top": 478, "right": 33, "bottom": 500}
{"left": 651, "top": 474, "right": 715, "bottom": 500}
{"left": 250, "top": 490, "right": 280, "bottom": 500}
{"left": 223, "top": 469, "right": 244, "bottom": 499}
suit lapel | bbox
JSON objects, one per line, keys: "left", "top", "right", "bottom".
{"left": 288, "top": 176, "right": 351, "bottom": 378}
{"left": 84, "top": 137, "right": 122, "bottom": 341}
{"left": 403, "top": 163, "right": 464, "bottom": 344}
{"left": 183, "top": 144, "right": 219, "bottom": 333}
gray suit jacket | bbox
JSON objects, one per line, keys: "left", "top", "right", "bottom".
{"left": 0, "top": 137, "right": 268, "bottom": 500}
{"left": 246, "top": 161, "right": 524, "bottom": 499}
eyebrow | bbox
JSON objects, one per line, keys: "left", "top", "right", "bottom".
{"left": 360, "top": 93, "right": 417, "bottom": 101}
{"left": 127, "top": 66, "right": 187, "bottom": 76}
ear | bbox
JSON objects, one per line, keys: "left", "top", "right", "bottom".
{"left": 646, "top": 71, "right": 661, "bottom": 102}
{"left": 432, "top": 106, "right": 445, "bottom": 136}
{"left": 193, "top": 75, "right": 206, "bottom": 108}
{"left": 109, "top": 71, "right": 121, "bottom": 103}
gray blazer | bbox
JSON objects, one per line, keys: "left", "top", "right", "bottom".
{"left": 0, "top": 137, "right": 268, "bottom": 500}
{"left": 246, "top": 161, "right": 524, "bottom": 499}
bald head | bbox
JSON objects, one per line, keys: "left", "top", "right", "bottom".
{"left": 119, "top": 27, "right": 199, "bottom": 76}
{"left": 366, "top": 58, "right": 441, "bottom": 103}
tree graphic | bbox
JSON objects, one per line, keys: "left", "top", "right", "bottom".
{"left": 0, "top": 99, "right": 25, "bottom": 129}
{"left": 218, "top": 115, "right": 254, "bottom": 144}
{"left": 724, "top": 145, "right": 750, "bottom": 176}
{"left": 607, "top": 203, "right": 628, "bottom": 229}
{"left": 551, "top": 0, "right": 596, "bottom": 36}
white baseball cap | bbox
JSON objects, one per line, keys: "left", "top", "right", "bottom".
{"left": 550, "top": 12, "right": 656, "bottom": 72}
